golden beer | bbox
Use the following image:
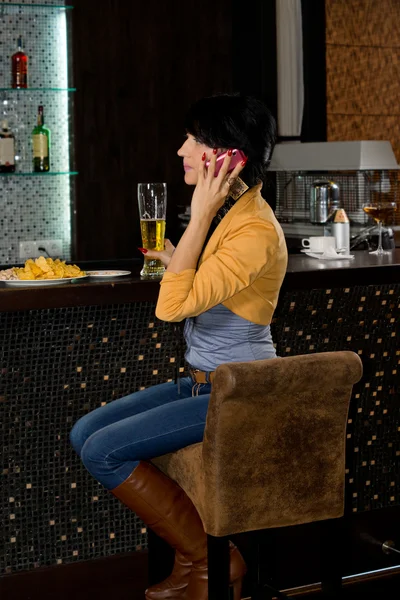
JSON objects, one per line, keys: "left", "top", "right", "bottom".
{"left": 140, "top": 218, "right": 166, "bottom": 278}
{"left": 137, "top": 182, "right": 167, "bottom": 278}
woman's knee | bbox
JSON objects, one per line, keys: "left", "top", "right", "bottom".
{"left": 79, "top": 430, "right": 106, "bottom": 475}
{"left": 70, "top": 414, "right": 92, "bottom": 457}
{"left": 80, "top": 429, "right": 133, "bottom": 489}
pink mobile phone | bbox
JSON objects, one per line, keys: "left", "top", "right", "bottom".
{"left": 205, "top": 149, "right": 247, "bottom": 177}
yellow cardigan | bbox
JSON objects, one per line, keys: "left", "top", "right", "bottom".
{"left": 155, "top": 184, "right": 288, "bottom": 326}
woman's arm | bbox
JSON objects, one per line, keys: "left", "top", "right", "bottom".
{"left": 155, "top": 218, "right": 279, "bottom": 322}
{"left": 165, "top": 216, "right": 212, "bottom": 272}
{"left": 142, "top": 150, "right": 246, "bottom": 272}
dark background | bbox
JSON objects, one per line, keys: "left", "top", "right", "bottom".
{"left": 71, "top": 0, "right": 325, "bottom": 261}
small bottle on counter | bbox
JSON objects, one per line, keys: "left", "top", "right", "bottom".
{"left": 12, "top": 36, "right": 28, "bottom": 89}
{"left": 0, "top": 120, "right": 16, "bottom": 173}
{"left": 325, "top": 208, "right": 350, "bottom": 254}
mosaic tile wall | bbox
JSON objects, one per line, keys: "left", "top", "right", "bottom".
{"left": 1, "top": 284, "right": 399, "bottom": 575}
{"left": 325, "top": 0, "right": 400, "bottom": 167}
{"left": 0, "top": 0, "right": 73, "bottom": 264}
{"left": 1, "top": 176, "right": 74, "bottom": 264}
{"left": 1, "top": 302, "right": 182, "bottom": 574}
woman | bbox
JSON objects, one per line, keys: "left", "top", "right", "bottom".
{"left": 70, "top": 93, "right": 288, "bottom": 600}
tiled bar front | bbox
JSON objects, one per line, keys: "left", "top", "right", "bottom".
{"left": 1, "top": 254, "right": 400, "bottom": 585}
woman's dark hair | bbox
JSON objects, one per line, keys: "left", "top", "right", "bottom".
{"left": 184, "top": 93, "right": 277, "bottom": 187}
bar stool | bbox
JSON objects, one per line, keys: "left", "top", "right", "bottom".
{"left": 152, "top": 351, "right": 363, "bottom": 599}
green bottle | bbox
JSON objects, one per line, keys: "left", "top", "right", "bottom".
{"left": 32, "top": 105, "right": 50, "bottom": 172}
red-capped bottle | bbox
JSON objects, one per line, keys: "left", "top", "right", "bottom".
{"left": 12, "top": 36, "right": 28, "bottom": 89}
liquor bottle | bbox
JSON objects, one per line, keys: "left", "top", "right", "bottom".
{"left": 12, "top": 36, "right": 28, "bottom": 89}
{"left": 0, "top": 121, "right": 16, "bottom": 173}
{"left": 32, "top": 105, "right": 50, "bottom": 172}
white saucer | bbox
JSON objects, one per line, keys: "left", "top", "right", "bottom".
{"left": 304, "top": 251, "right": 354, "bottom": 260}
{"left": 300, "top": 248, "right": 324, "bottom": 254}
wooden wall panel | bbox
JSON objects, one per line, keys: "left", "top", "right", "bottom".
{"left": 326, "top": 0, "right": 400, "bottom": 46}
{"left": 326, "top": 0, "right": 400, "bottom": 165}
{"left": 327, "top": 114, "right": 400, "bottom": 161}
{"left": 326, "top": 46, "right": 400, "bottom": 116}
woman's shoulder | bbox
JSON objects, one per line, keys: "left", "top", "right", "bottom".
{"left": 225, "top": 187, "right": 286, "bottom": 254}
{"left": 229, "top": 188, "right": 281, "bottom": 232}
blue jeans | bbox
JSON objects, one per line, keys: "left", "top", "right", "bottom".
{"left": 70, "top": 377, "right": 211, "bottom": 490}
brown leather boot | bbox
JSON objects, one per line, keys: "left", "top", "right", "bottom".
{"left": 145, "top": 551, "right": 191, "bottom": 599}
{"left": 183, "top": 543, "right": 245, "bottom": 600}
{"left": 146, "top": 543, "right": 245, "bottom": 599}
{"left": 110, "top": 461, "right": 246, "bottom": 600}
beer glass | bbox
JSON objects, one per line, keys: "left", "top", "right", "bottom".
{"left": 137, "top": 182, "right": 167, "bottom": 278}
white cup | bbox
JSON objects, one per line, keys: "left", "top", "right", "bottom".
{"left": 301, "top": 236, "right": 336, "bottom": 252}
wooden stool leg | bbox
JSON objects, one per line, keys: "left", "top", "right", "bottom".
{"left": 248, "top": 537, "right": 291, "bottom": 600}
{"left": 208, "top": 534, "right": 231, "bottom": 600}
{"left": 249, "top": 540, "right": 272, "bottom": 600}
{"left": 320, "top": 518, "right": 344, "bottom": 598}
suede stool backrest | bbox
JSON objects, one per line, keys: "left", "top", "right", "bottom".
{"left": 153, "top": 351, "right": 363, "bottom": 537}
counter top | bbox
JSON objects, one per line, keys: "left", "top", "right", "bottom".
{"left": 1, "top": 250, "right": 400, "bottom": 312}
{"left": 284, "top": 248, "right": 400, "bottom": 288}
{"left": 287, "top": 248, "right": 400, "bottom": 273}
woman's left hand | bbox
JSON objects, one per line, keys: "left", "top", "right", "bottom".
{"left": 139, "top": 238, "right": 175, "bottom": 267}
{"left": 190, "top": 150, "right": 247, "bottom": 223}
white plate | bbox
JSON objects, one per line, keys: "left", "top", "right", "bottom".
{"left": 4, "top": 275, "right": 88, "bottom": 287}
{"left": 86, "top": 270, "right": 131, "bottom": 279}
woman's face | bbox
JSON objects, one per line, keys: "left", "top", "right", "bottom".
{"left": 177, "top": 133, "right": 214, "bottom": 185}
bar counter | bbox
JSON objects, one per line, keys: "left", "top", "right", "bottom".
{"left": 1, "top": 249, "right": 400, "bottom": 311}
{"left": 1, "top": 250, "right": 400, "bottom": 592}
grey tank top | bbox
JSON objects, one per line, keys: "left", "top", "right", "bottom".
{"left": 184, "top": 303, "right": 276, "bottom": 372}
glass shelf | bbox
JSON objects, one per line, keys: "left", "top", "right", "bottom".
{"left": 0, "top": 3, "right": 73, "bottom": 11}
{"left": 0, "top": 171, "right": 78, "bottom": 176}
{"left": 0, "top": 87, "right": 76, "bottom": 92}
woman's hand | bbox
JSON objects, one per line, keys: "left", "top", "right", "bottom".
{"left": 139, "top": 239, "right": 175, "bottom": 267}
{"left": 190, "top": 149, "right": 247, "bottom": 223}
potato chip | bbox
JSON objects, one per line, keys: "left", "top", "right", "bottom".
{"left": 35, "top": 256, "right": 51, "bottom": 273}
{"left": 14, "top": 256, "right": 86, "bottom": 281}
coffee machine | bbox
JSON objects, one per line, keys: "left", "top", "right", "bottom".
{"left": 309, "top": 180, "right": 340, "bottom": 224}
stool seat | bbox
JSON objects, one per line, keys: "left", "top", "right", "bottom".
{"left": 153, "top": 351, "right": 363, "bottom": 537}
